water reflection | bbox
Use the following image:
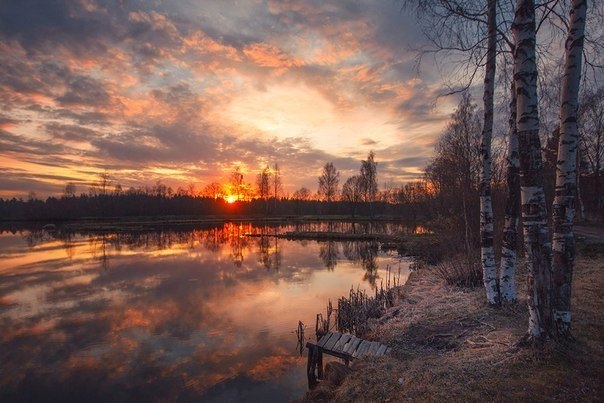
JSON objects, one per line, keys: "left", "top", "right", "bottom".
{"left": 0, "top": 223, "right": 411, "bottom": 401}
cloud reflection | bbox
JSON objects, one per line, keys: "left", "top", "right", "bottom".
{"left": 0, "top": 223, "right": 409, "bottom": 400}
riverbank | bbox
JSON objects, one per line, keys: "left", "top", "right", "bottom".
{"left": 301, "top": 237, "right": 604, "bottom": 401}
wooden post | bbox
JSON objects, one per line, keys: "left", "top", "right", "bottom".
{"left": 317, "top": 347, "right": 323, "bottom": 380}
{"left": 306, "top": 343, "right": 318, "bottom": 389}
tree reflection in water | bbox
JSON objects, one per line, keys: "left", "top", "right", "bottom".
{"left": 319, "top": 240, "right": 339, "bottom": 270}
{"left": 255, "top": 225, "right": 282, "bottom": 271}
{"left": 343, "top": 240, "right": 380, "bottom": 286}
{"left": 38, "top": 222, "right": 393, "bottom": 279}
{"left": 0, "top": 222, "right": 411, "bottom": 401}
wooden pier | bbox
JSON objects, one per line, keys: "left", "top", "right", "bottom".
{"left": 306, "top": 331, "right": 390, "bottom": 387}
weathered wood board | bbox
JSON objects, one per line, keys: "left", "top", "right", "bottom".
{"left": 306, "top": 331, "right": 390, "bottom": 388}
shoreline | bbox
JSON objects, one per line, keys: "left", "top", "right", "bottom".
{"left": 301, "top": 235, "right": 604, "bottom": 401}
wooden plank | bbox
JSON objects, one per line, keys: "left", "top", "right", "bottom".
{"left": 317, "top": 332, "right": 333, "bottom": 348}
{"left": 317, "top": 332, "right": 336, "bottom": 348}
{"left": 340, "top": 336, "right": 353, "bottom": 354}
{"left": 357, "top": 340, "right": 373, "bottom": 358}
{"left": 343, "top": 336, "right": 361, "bottom": 355}
{"left": 324, "top": 332, "right": 341, "bottom": 351}
{"left": 353, "top": 340, "right": 371, "bottom": 358}
{"left": 361, "top": 340, "right": 374, "bottom": 357}
{"left": 341, "top": 336, "right": 357, "bottom": 355}
{"left": 367, "top": 341, "right": 381, "bottom": 356}
{"left": 376, "top": 344, "right": 388, "bottom": 356}
{"left": 333, "top": 333, "right": 352, "bottom": 353}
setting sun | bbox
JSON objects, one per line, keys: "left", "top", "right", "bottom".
{"left": 225, "top": 194, "right": 238, "bottom": 204}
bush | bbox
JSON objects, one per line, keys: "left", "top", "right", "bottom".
{"left": 433, "top": 254, "right": 482, "bottom": 287}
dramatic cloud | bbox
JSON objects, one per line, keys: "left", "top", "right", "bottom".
{"left": 0, "top": 0, "right": 455, "bottom": 198}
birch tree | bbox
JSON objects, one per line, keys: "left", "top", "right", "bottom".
{"left": 551, "top": 0, "right": 587, "bottom": 338}
{"left": 480, "top": 0, "right": 498, "bottom": 305}
{"left": 500, "top": 79, "right": 520, "bottom": 302}
{"left": 512, "top": 0, "right": 553, "bottom": 342}
{"left": 402, "top": 0, "right": 515, "bottom": 304}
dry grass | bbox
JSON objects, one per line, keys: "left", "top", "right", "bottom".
{"left": 432, "top": 253, "right": 482, "bottom": 287}
{"left": 302, "top": 243, "right": 604, "bottom": 402}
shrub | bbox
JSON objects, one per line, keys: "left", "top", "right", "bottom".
{"left": 433, "top": 254, "right": 482, "bottom": 287}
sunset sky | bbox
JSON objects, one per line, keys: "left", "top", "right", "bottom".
{"left": 0, "top": 0, "right": 461, "bottom": 198}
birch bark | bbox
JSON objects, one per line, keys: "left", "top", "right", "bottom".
{"left": 512, "top": 0, "right": 553, "bottom": 340}
{"left": 552, "top": 0, "right": 587, "bottom": 338}
{"left": 500, "top": 79, "right": 519, "bottom": 302}
{"left": 480, "top": 0, "right": 498, "bottom": 305}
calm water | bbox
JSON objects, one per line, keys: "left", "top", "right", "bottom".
{"left": 0, "top": 222, "right": 410, "bottom": 402}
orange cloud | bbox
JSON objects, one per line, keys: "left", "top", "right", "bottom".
{"left": 243, "top": 43, "right": 303, "bottom": 71}
{"left": 183, "top": 31, "right": 241, "bottom": 62}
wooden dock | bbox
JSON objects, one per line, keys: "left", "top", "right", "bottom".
{"left": 306, "top": 331, "right": 390, "bottom": 387}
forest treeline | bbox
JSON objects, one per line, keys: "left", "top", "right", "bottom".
{"left": 1, "top": 164, "right": 600, "bottom": 225}
{"left": 0, "top": 192, "right": 404, "bottom": 221}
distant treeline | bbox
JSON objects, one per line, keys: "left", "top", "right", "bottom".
{"left": 0, "top": 193, "right": 421, "bottom": 222}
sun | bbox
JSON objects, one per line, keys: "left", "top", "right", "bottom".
{"left": 225, "top": 194, "right": 237, "bottom": 204}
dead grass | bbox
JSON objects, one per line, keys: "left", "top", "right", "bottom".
{"left": 432, "top": 253, "right": 482, "bottom": 287}
{"left": 303, "top": 243, "right": 604, "bottom": 402}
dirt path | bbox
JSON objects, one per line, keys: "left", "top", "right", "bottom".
{"left": 575, "top": 225, "right": 604, "bottom": 243}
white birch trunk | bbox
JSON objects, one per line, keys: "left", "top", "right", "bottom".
{"left": 480, "top": 0, "right": 498, "bottom": 305}
{"left": 512, "top": 0, "right": 553, "bottom": 341}
{"left": 500, "top": 79, "right": 519, "bottom": 303}
{"left": 552, "top": 0, "right": 587, "bottom": 338}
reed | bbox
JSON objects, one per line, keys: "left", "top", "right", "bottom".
{"left": 313, "top": 264, "right": 401, "bottom": 338}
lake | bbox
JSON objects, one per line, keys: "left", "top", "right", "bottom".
{"left": 0, "top": 222, "right": 411, "bottom": 402}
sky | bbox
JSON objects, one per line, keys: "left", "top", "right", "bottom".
{"left": 0, "top": 0, "right": 459, "bottom": 199}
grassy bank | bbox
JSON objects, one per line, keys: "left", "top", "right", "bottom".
{"left": 302, "top": 241, "right": 604, "bottom": 401}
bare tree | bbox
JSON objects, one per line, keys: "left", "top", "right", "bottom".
{"left": 318, "top": 162, "right": 340, "bottom": 202}
{"left": 359, "top": 151, "right": 378, "bottom": 216}
{"left": 360, "top": 151, "right": 378, "bottom": 202}
{"left": 402, "top": 0, "right": 493, "bottom": 95}
{"left": 500, "top": 79, "right": 520, "bottom": 303}
{"left": 89, "top": 170, "right": 111, "bottom": 196}
{"left": 293, "top": 187, "right": 311, "bottom": 200}
{"left": 342, "top": 176, "right": 363, "bottom": 202}
{"left": 187, "top": 182, "right": 196, "bottom": 197}
{"left": 99, "top": 170, "right": 111, "bottom": 195}
{"left": 342, "top": 175, "right": 363, "bottom": 216}
{"left": 272, "top": 163, "right": 282, "bottom": 210}
{"left": 202, "top": 182, "right": 223, "bottom": 199}
{"left": 480, "top": 0, "right": 498, "bottom": 305}
{"left": 512, "top": 0, "right": 553, "bottom": 343}
{"left": 230, "top": 167, "right": 244, "bottom": 201}
{"left": 551, "top": 0, "right": 587, "bottom": 339}
{"left": 256, "top": 166, "right": 271, "bottom": 201}
{"left": 257, "top": 165, "right": 271, "bottom": 213}
{"left": 63, "top": 182, "right": 77, "bottom": 198}
{"left": 425, "top": 92, "right": 482, "bottom": 256}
